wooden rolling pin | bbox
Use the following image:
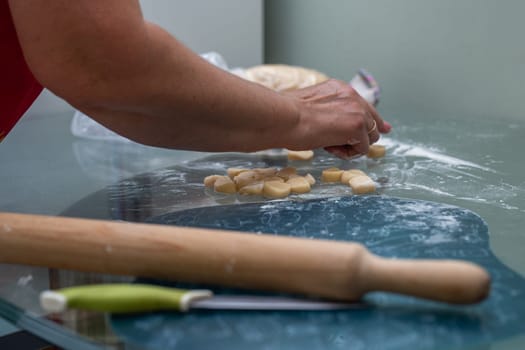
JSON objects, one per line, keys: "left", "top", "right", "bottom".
{"left": 0, "top": 212, "right": 490, "bottom": 304}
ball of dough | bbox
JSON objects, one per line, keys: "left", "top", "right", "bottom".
{"left": 304, "top": 173, "right": 316, "bottom": 186}
{"left": 227, "top": 168, "right": 248, "bottom": 178}
{"left": 253, "top": 167, "right": 278, "bottom": 177}
{"left": 341, "top": 169, "right": 367, "bottom": 184}
{"left": 238, "top": 182, "right": 264, "bottom": 196}
{"left": 286, "top": 176, "right": 311, "bottom": 194}
{"left": 214, "top": 176, "right": 237, "bottom": 194}
{"left": 349, "top": 175, "right": 376, "bottom": 195}
{"left": 263, "top": 181, "right": 292, "bottom": 198}
{"left": 287, "top": 150, "right": 314, "bottom": 161}
{"left": 367, "top": 145, "right": 386, "bottom": 159}
{"left": 204, "top": 175, "right": 222, "bottom": 187}
{"left": 276, "top": 167, "right": 297, "bottom": 180}
{"left": 244, "top": 64, "right": 329, "bottom": 92}
{"left": 264, "top": 176, "right": 285, "bottom": 183}
{"left": 233, "top": 170, "right": 263, "bottom": 189}
{"left": 321, "top": 167, "right": 344, "bottom": 182}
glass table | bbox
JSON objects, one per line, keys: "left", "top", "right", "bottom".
{"left": 1, "top": 110, "right": 524, "bottom": 349}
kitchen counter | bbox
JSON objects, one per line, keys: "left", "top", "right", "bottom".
{"left": 1, "top": 109, "right": 525, "bottom": 349}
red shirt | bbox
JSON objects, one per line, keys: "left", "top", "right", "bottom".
{"left": 0, "top": 1, "right": 43, "bottom": 142}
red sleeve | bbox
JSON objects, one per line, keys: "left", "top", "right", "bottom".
{"left": 0, "top": 0, "right": 43, "bottom": 142}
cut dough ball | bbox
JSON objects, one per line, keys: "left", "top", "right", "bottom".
{"left": 204, "top": 175, "right": 222, "bottom": 188}
{"left": 253, "top": 167, "right": 278, "bottom": 178}
{"left": 367, "top": 145, "right": 386, "bottom": 159}
{"left": 227, "top": 168, "right": 248, "bottom": 178}
{"left": 238, "top": 182, "right": 264, "bottom": 196}
{"left": 349, "top": 175, "right": 376, "bottom": 195}
{"left": 286, "top": 177, "right": 311, "bottom": 194}
{"left": 321, "top": 167, "right": 344, "bottom": 182}
{"left": 287, "top": 150, "right": 314, "bottom": 161}
{"left": 214, "top": 176, "right": 237, "bottom": 194}
{"left": 263, "top": 181, "right": 292, "bottom": 198}
{"left": 264, "top": 176, "right": 285, "bottom": 183}
{"left": 341, "top": 169, "right": 367, "bottom": 184}
{"left": 304, "top": 173, "right": 316, "bottom": 186}
{"left": 276, "top": 167, "right": 297, "bottom": 180}
{"left": 233, "top": 170, "right": 265, "bottom": 189}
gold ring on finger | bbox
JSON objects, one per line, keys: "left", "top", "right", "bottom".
{"left": 367, "top": 120, "right": 377, "bottom": 134}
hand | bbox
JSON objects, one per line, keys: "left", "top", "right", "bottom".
{"left": 284, "top": 79, "right": 391, "bottom": 159}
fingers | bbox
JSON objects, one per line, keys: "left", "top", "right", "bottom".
{"left": 366, "top": 102, "right": 391, "bottom": 134}
{"left": 346, "top": 85, "right": 387, "bottom": 148}
{"left": 367, "top": 119, "right": 380, "bottom": 144}
{"left": 290, "top": 79, "right": 391, "bottom": 159}
{"left": 343, "top": 118, "right": 379, "bottom": 158}
{"left": 324, "top": 145, "right": 362, "bottom": 160}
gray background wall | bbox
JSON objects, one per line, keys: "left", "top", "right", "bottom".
{"left": 265, "top": 0, "right": 525, "bottom": 121}
{"left": 28, "top": 0, "right": 263, "bottom": 117}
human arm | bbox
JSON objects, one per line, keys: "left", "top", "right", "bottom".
{"left": 9, "top": 0, "right": 390, "bottom": 155}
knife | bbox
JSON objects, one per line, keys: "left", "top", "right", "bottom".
{"left": 40, "top": 284, "right": 363, "bottom": 313}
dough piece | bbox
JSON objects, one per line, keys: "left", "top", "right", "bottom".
{"left": 233, "top": 170, "right": 265, "bottom": 189}
{"left": 243, "top": 64, "right": 329, "bottom": 92}
{"left": 204, "top": 175, "right": 222, "bottom": 187}
{"left": 286, "top": 177, "right": 311, "bottom": 194}
{"left": 238, "top": 182, "right": 264, "bottom": 196}
{"left": 321, "top": 167, "right": 344, "bottom": 182}
{"left": 276, "top": 167, "right": 297, "bottom": 180}
{"left": 264, "top": 176, "right": 285, "bottom": 183}
{"left": 253, "top": 167, "right": 278, "bottom": 177}
{"left": 349, "top": 175, "right": 376, "bottom": 194}
{"left": 205, "top": 166, "right": 315, "bottom": 198}
{"left": 341, "top": 169, "right": 367, "bottom": 184}
{"left": 287, "top": 150, "right": 314, "bottom": 161}
{"left": 304, "top": 173, "right": 316, "bottom": 186}
{"left": 227, "top": 168, "right": 248, "bottom": 178}
{"left": 367, "top": 145, "right": 386, "bottom": 159}
{"left": 263, "top": 181, "right": 292, "bottom": 198}
{"left": 213, "top": 176, "right": 237, "bottom": 194}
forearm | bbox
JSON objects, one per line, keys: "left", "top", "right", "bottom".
{"left": 10, "top": 1, "right": 300, "bottom": 151}
{"left": 81, "top": 23, "right": 301, "bottom": 151}
{"left": 10, "top": 0, "right": 391, "bottom": 156}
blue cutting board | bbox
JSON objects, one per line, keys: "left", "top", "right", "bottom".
{"left": 110, "top": 196, "right": 525, "bottom": 349}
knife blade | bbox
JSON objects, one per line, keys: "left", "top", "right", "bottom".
{"left": 40, "top": 284, "right": 364, "bottom": 314}
{"left": 190, "top": 295, "right": 363, "bottom": 311}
